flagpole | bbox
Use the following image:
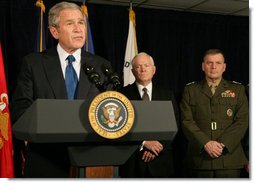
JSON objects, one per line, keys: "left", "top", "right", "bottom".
{"left": 81, "top": 0, "right": 95, "bottom": 54}
{"left": 123, "top": 2, "right": 138, "bottom": 86}
{"left": 35, "top": 0, "right": 46, "bottom": 52}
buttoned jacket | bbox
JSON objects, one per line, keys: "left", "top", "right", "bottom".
{"left": 119, "top": 82, "right": 179, "bottom": 177}
{"left": 180, "top": 79, "right": 248, "bottom": 169}
{"left": 10, "top": 47, "right": 110, "bottom": 177}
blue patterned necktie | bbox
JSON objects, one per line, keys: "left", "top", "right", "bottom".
{"left": 65, "top": 55, "right": 78, "bottom": 99}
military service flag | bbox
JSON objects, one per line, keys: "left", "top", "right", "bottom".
{"left": 0, "top": 43, "right": 14, "bottom": 178}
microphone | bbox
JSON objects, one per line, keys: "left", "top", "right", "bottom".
{"left": 83, "top": 63, "right": 104, "bottom": 91}
{"left": 101, "top": 64, "right": 121, "bottom": 90}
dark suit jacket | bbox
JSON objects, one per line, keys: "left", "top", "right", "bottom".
{"left": 10, "top": 47, "right": 110, "bottom": 178}
{"left": 118, "top": 83, "right": 179, "bottom": 178}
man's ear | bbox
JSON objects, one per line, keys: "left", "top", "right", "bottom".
{"left": 153, "top": 66, "right": 156, "bottom": 75}
{"left": 202, "top": 62, "right": 205, "bottom": 71}
{"left": 49, "top": 26, "right": 59, "bottom": 39}
{"left": 223, "top": 63, "right": 226, "bottom": 72}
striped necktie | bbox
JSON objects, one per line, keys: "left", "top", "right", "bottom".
{"left": 142, "top": 87, "right": 150, "bottom": 101}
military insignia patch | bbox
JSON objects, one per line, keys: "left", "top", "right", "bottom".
{"left": 88, "top": 91, "right": 135, "bottom": 139}
{"left": 227, "top": 109, "right": 233, "bottom": 117}
{"left": 221, "top": 90, "right": 236, "bottom": 98}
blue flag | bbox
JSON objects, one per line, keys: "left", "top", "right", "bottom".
{"left": 81, "top": 3, "right": 95, "bottom": 54}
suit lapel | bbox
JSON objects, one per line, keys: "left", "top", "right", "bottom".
{"left": 126, "top": 83, "right": 142, "bottom": 100}
{"left": 151, "top": 86, "right": 161, "bottom": 100}
{"left": 133, "top": 84, "right": 142, "bottom": 100}
{"left": 76, "top": 51, "right": 94, "bottom": 99}
{"left": 42, "top": 48, "right": 67, "bottom": 99}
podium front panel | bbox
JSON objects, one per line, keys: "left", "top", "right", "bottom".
{"left": 13, "top": 99, "right": 177, "bottom": 143}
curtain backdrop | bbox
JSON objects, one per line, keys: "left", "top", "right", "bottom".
{"left": 0, "top": 0, "right": 249, "bottom": 178}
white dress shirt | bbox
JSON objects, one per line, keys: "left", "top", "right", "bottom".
{"left": 136, "top": 82, "right": 152, "bottom": 101}
{"left": 57, "top": 44, "right": 81, "bottom": 80}
{"left": 136, "top": 82, "right": 153, "bottom": 150}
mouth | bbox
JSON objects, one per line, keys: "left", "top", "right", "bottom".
{"left": 210, "top": 71, "right": 217, "bottom": 74}
{"left": 73, "top": 36, "right": 84, "bottom": 40}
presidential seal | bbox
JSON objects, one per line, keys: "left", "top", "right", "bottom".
{"left": 88, "top": 91, "right": 135, "bottom": 139}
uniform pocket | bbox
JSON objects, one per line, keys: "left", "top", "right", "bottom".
{"left": 218, "top": 98, "right": 237, "bottom": 120}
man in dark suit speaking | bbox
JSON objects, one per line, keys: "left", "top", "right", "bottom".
{"left": 10, "top": 1, "right": 111, "bottom": 178}
{"left": 119, "top": 52, "right": 179, "bottom": 178}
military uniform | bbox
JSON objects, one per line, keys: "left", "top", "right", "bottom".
{"left": 180, "top": 79, "right": 248, "bottom": 177}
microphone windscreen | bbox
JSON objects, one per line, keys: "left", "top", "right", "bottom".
{"left": 101, "top": 64, "right": 113, "bottom": 76}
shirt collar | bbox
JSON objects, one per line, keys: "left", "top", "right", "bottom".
{"left": 207, "top": 79, "right": 221, "bottom": 87}
{"left": 136, "top": 82, "right": 152, "bottom": 94}
{"left": 57, "top": 44, "right": 81, "bottom": 64}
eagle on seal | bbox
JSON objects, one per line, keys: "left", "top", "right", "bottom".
{"left": 102, "top": 103, "right": 122, "bottom": 128}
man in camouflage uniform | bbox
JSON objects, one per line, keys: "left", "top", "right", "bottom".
{"left": 180, "top": 49, "right": 248, "bottom": 178}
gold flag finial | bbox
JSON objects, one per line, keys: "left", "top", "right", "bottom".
{"left": 35, "top": 0, "right": 45, "bottom": 13}
{"left": 81, "top": 3, "right": 88, "bottom": 17}
{"left": 129, "top": 8, "right": 136, "bottom": 26}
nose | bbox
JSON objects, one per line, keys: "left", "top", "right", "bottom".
{"left": 73, "top": 23, "right": 81, "bottom": 32}
{"left": 141, "top": 65, "right": 146, "bottom": 71}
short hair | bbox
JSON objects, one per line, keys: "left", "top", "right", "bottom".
{"left": 48, "top": 1, "right": 85, "bottom": 28}
{"left": 203, "top": 49, "right": 225, "bottom": 62}
{"left": 131, "top": 52, "right": 155, "bottom": 66}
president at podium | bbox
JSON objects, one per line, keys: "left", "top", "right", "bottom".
{"left": 10, "top": 1, "right": 111, "bottom": 178}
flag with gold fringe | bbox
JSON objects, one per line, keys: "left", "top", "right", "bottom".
{"left": 81, "top": 1, "right": 95, "bottom": 54}
{"left": 123, "top": 5, "right": 138, "bottom": 86}
{"left": 35, "top": 0, "right": 46, "bottom": 52}
{"left": 0, "top": 42, "right": 14, "bottom": 178}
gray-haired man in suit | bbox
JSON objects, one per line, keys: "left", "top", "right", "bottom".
{"left": 119, "top": 52, "right": 179, "bottom": 178}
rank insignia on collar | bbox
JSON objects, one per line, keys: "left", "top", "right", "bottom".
{"left": 221, "top": 90, "right": 236, "bottom": 98}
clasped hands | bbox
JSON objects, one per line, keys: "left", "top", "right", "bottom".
{"left": 204, "top": 140, "right": 225, "bottom": 158}
{"left": 141, "top": 141, "right": 163, "bottom": 162}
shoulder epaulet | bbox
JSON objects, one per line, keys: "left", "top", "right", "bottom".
{"left": 186, "top": 81, "right": 196, "bottom": 86}
{"left": 231, "top": 81, "right": 242, "bottom": 85}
